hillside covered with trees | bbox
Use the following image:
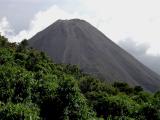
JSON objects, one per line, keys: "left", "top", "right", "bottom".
{"left": 0, "top": 35, "right": 160, "bottom": 120}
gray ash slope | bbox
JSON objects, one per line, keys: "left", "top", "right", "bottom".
{"left": 29, "top": 19, "right": 160, "bottom": 92}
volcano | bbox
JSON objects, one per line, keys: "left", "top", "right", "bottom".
{"left": 29, "top": 19, "right": 160, "bottom": 92}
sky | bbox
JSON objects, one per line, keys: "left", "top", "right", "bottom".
{"left": 1, "top": 0, "right": 160, "bottom": 74}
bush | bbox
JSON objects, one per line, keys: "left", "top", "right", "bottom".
{"left": 113, "top": 82, "right": 134, "bottom": 95}
{"left": 79, "top": 76, "right": 117, "bottom": 95}
{"left": 0, "top": 65, "right": 33, "bottom": 103}
{"left": 42, "top": 76, "right": 96, "bottom": 120}
{"left": 136, "top": 103, "right": 160, "bottom": 120}
{"left": 0, "top": 102, "right": 40, "bottom": 120}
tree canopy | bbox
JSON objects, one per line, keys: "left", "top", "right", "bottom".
{"left": 0, "top": 35, "right": 159, "bottom": 120}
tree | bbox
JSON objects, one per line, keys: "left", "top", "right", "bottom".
{"left": 0, "top": 35, "right": 8, "bottom": 47}
{"left": 20, "top": 39, "right": 28, "bottom": 48}
{"left": 134, "top": 86, "right": 143, "bottom": 93}
{"left": 0, "top": 103, "right": 40, "bottom": 120}
{"left": 16, "top": 39, "right": 28, "bottom": 52}
{"left": 113, "top": 82, "right": 134, "bottom": 95}
{"left": 0, "top": 65, "right": 33, "bottom": 103}
{"left": 79, "top": 76, "right": 117, "bottom": 95}
{"left": 137, "top": 103, "right": 160, "bottom": 120}
{"left": 41, "top": 76, "right": 95, "bottom": 120}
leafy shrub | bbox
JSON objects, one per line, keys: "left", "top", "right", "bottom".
{"left": 0, "top": 102, "right": 40, "bottom": 120}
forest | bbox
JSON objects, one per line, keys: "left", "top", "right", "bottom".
{"left": 0, "top": 35, "right": 160, "bottom": 120}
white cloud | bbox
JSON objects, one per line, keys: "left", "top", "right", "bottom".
{"left": 0, "top": 17, "right": 13, "bottom": 36}
{"left": 11, "top": 5, "right": 76, "bottom": 42}
{"left": 118, "top": 38, "right": 160, "bottom": 74}
{"left": 4, "top": 5, "right": 98, "bottom": 42}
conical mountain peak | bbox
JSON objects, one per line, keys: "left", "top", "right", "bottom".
{"left": 50, "top": 19, "right": 89, "bottom": 28}
{"left": 29, "top": 19, "right": 160, "bottom": 92}
{"left": 56, "top": 18, "right": 86, "bottom": 23}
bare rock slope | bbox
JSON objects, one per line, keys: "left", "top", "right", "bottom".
{"left": 29, "top": 19, "right": 160, "bottom": 92}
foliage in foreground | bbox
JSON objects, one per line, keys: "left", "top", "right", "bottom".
{"left": 0, "top": 35, "right": 160, "bottom": 120}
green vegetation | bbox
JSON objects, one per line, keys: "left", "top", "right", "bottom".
{"left": 0, "top": 35, "right": 160, "bottom": 120}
